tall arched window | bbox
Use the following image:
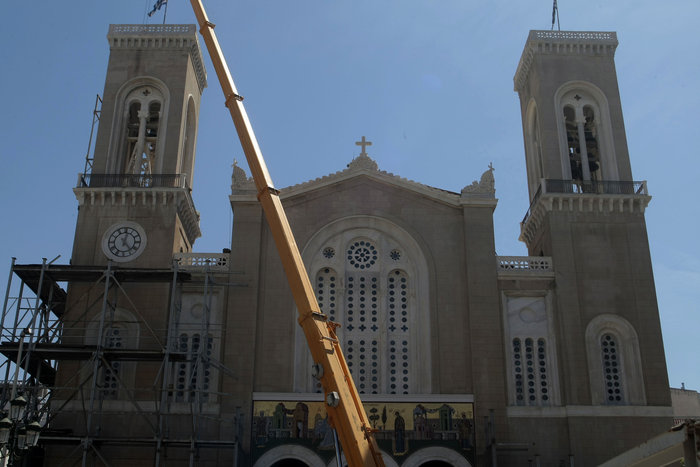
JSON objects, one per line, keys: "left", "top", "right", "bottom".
{"left": 102, "top": 325, "right": 124, "bottom": 399}
{"left": 123, "top": 87, "right": 163, "bottom": 178}
{"left": 180, "top": 96, "right": 198, "bottom": 188}
{"left": 340, "top": 242, "right": 413, "bottom": 394}
{"left": 174, "top": 332, "right": 214, "bottom": 403}
{"left": 524, "top": 99, "right": 545, "bottom": 198}
{"left": 172, "top": 294, "right": 222, "bottom": 405}
{"left": 555, "top": 83, "right": 618, "bottom": 184}
{"left": 107, "top": 78, "right": 169, "bottom": 176}
{"left": 84, "top": 308, "right": 140, "bottom": 402}
{"left": 295, "top": 217, "right": 431, "bottom": 395}
{"left": 585, "top": 315, "right": 645, "bottom": 405}
{"left": 600, "top": 333, "right": 624, "bottom": 404}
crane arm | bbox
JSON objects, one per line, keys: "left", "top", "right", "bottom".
{"left": 188, "top": 2, "right": 385, "bottom": 465}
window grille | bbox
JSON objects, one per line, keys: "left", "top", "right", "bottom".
{"left": 601, "top": 334, "right": 624, "bottom": 404}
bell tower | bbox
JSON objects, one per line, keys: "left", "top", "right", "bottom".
{"left": 512, "top": 31, "right": 671, "bottom": 461}
{"left": 73, "top": 24, "right": 207, "bottom": 268}
{"left": 515, "top": 31, "right": 633, "bottom": 200}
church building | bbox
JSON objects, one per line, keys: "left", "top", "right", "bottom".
{"left": 0, "top": 24, "right": 673, "bottom": 467}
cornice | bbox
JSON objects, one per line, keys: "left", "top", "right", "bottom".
{"left": 231, "top": 154, "right": 498, "bottom": 209}
{"left": 107, "top": 24, "right": 207, "bottom": 93}
{"left": 507, "top": 404, "right": 672, "bottom": 419}
{"left": 514, "top": 30, "right": 618, "bottom": 93}
{"left": 519, "top": 192, "right": 651, "bottom": 248}
{"left": 73, "top": 186, "right": 201, "bottom": 243}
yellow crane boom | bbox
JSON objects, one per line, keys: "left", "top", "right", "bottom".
{"left": 188, "top": 1, "right": 385, "bottom": 465}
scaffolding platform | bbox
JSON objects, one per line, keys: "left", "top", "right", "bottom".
{"left": 1, "top": 256, "right": 238, "bottom": 465}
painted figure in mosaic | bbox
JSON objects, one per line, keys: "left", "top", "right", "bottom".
{"left": 292, "top": 402, "right": 309, "bottom": 438}
{"left": 414, "top": 404, "right": 428, "bottom": 440}
{"left": 394, "top": 411, "right": 406, "bottom": 454}
{"left": 439, "top": 404, "right": 455, "bottom": 431}
{"left": 255, "top": 411, "right": 269, "bottom": 446}
{"left": 458, "top": 412, "right": 472, "bottom": 450}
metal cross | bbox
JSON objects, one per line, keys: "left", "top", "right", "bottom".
{"left": 355, "top": 136, "right": 372, "bottom": 156}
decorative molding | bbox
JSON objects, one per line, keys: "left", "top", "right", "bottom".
{"left": 229, "top": 155, "right": 497, "bottom": 208}
{"left": 347, "top": 152, "right": 379, "bottom": 171}
{"left": 461, "top": 163, "right": 495, "bottom": 198}
{"left": 231, "top": 159, "right": 256, "bottom": 193}
{"left": 73, "top": 186, "right": 202, "bottom": 243}
{"left": 51, "top": 398, "right": 220, "bottom": 414}
{"left": 519, "top": 192, "right": 651, "bottom": 248}
{"left": 514, "top": 30, "right": 618, "bottom": 93}
{"left": 252, "top": 392, "right": 474, "bottom": 403}
{"left": 107, "top": 24, "right": 207, "bottom": 93}
{"left": 497, "top": 256, "right": 554, "bottom": 278}
{"left": 507, "top": 405, "right": 673, "bottom": 418}
{"left": 174, "top": 253, "right": 229, "bottom": 272}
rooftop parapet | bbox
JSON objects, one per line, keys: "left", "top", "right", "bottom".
{"left": 514, "top": 30, "right": 618, "bottom": 93}
{"left": 107, "top": 24, "right": 207, "bottom": 92}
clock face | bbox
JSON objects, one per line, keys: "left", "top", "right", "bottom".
{"left": 102, "top": 222, "right": 147, "bottom": 262}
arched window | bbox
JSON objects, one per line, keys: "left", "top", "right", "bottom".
{"left": 524, "top": 99, "right": 545, "bottom": 198}
{"left": 387, "top": 270, "right": 410, "bottom": 394}
{"left": 511, "top": 337, "right": 550, "bottom": 406}
{"left": 585, "top": 315, "right": 645, "bottom": 405}
{"left": 84, "top": 308, "right": 140, "bottom": 402}
{"left": 295, "top": 217, "right": 431, "bottom": 395}
{"left": 315, "top": 268, "right": 338, "bottom": 322}
{"left": 172, "top": 294, "right": 222, "bottom": 405}
{"left": 123, "top": 86, "right": 163, "bottom": 178}
{"left": 102, "top": 325, "right": 124, "bottom": 399}
{"left": 180, "top": 96, "right": 198, "bottom": 188}
{"left": 600, "top": 333, "right": 624, "bottom": 404}
{"left": 174, "top": 332, "right": 214, "bottom": 403}
{"left": 107, "top": 78, "right": 169, "bottom": 176}
{"left": 555, "top": 83, "right": 618, "bottom": 184}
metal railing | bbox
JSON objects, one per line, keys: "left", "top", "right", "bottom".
{"left": 77, "top": 173, "right": 188, "bottom": 189}
{"left": 522, "top": 179, "right": 648, "bottom": 224}
{"left": 543, "top": 179, "right": 646, "bottom": 195}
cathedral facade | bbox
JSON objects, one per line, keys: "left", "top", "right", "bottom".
{"left": 3, "top": 25, "right": 672, "bottom": 467}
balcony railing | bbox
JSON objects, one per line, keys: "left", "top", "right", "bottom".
{"left": 77, "top": 173, "right": 188, "bottom": 189}
{"left": 543, "top": 179, "right": 646, "bottom": 195}
{"left": 174, "top": 253, "right": 229, "bottom": 272}
{"left": 522, "top": 179, "right": 648, "bottom": 224}
{"left": 497, "top": 256, "right": 553, "bottom": 275}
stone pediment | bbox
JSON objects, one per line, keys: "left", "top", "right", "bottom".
{"left": 230, "top": 153, "right": 497, "bottom": 208}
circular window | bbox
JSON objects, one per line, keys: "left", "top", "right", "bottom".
{"left": 346, "top": 241, "right": 378, "bottom": 269}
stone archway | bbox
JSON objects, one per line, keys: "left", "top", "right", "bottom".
{"left": 401, "top": 446, "right": 472, "bottom": 467}
{"left": 326, "top": 450, "right": 399, "bottom": 467}
{"left": 253, "top": 445, "right": 326, "bottom": 467}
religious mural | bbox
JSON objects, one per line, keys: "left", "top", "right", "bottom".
{"left": 252, "top": 399, "right": 475, "bottom": 464}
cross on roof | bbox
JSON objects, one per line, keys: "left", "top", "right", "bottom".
{"left": 355, "top": 136, "right": 372, "bottom": 156}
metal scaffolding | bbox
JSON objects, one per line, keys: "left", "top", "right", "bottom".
{"left": 0, "top": 256, "right": 239, "bottom": 466}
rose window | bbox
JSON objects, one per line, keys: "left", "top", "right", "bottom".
{"left": 347, "top": 241, "right": 378, "bottom": 270}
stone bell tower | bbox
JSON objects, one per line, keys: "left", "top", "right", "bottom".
{"left": 513, "top": 31, "right": 671, "bottom": 464}
{"left": 72, "top": 24, "right": 207, "bottom": 268}
{"left": 47, "top": 25, "right": 217, "bottom": 465}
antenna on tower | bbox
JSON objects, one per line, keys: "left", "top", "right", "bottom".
{"left": 551, "top": 0, "right": 561, "bottom": 31}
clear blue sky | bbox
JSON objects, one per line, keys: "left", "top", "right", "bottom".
{"left": 1, "top": 1, "right": 698, "bottom": 390}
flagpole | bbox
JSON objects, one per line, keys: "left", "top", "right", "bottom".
{"left": 163, "top": 0, "right": 168, "bottom": 25}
